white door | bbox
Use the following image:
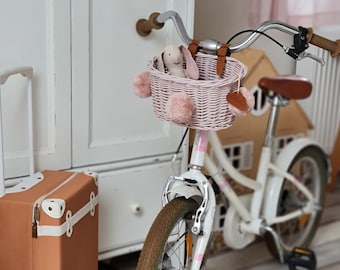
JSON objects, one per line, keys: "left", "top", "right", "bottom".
{"left": 71, "top": 0, "right": 195, "bottom": 167}
{"left": 0, "top": 0, "right": 71, "bottom": 178}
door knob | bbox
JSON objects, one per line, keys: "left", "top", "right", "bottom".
{"left": 136, "top": 12, "right": 164, "bottom": 37}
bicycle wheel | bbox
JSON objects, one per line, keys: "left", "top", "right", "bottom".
{"left": 136, "top": 197, "right": 200, "bottom": 270}
{"left": 264, "top": 146, "right": 327, "bottom": 260}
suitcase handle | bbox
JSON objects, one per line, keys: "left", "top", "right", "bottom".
{"left": 0, "top": 67, "right": 33, "bottom": 85}
{"left": 0, "top": 66, "right": 34, "bottom": 197}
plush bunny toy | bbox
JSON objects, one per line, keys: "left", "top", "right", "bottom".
{"left": 157, "top": 44, "right": 199, "bottom": 79}
{"left": 134, "top": 45, "right": 199, "bottom": 125}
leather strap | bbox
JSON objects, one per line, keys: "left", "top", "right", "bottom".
{"left": 188, "top": 39, "right": 200, "bottom": 59}
{"left": 217, "top": 43, "right": 230, "bottom": 76}
{"left": 188, "top": 40, "right": 231, "bottom": 75}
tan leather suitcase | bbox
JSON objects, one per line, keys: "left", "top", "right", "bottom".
{"left": 0, "top": 170, "right": 99, "bottom": 270}
{"left": 0, "top": 68, "right": 99, "bottom": 270}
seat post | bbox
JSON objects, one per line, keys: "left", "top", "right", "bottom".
{"left": 264, "top": 94, "right": 289, "bottom": 148}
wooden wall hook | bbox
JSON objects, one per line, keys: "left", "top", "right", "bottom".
{"left": 136, "top": 12, "right": 164, "bottom": 37}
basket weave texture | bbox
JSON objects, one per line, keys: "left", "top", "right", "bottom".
{"left": 149, "top": 52, "right": 247, "bottom": 130}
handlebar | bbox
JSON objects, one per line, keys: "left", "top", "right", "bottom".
{"left": 156, "top": 10, "right": 340, "bottom": 62}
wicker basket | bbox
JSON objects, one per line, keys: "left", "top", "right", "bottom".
{"left": 149, "top": 52, "right": 247, "bottom": 130}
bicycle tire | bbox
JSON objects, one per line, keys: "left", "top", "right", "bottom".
{"left": 264, "top": 146, "right": 327, "bottom": 260}
{"left": 136, "top": 197, "right": 200, "bottom": 270}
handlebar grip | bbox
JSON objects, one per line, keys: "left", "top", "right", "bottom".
{"left": 307, "top": 28, "right": 340, "bottom": 57}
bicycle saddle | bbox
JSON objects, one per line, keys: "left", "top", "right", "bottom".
{"left": 258, "top": 75, "right": 312, "bottom": 100}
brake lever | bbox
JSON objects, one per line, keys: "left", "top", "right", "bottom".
{"left": 284, "top": 25, "right": 326, "bottom": 66}
{"left": 297, "top": 51, "right": 326, "bottom": 66}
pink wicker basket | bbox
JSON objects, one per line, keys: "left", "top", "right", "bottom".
{"left": 149, "top": 52, "right": 247, "bottom": 130}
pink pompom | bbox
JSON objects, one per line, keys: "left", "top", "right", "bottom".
{"left": 133, "top": 71, "right": 151, "bottom": 98}
{"left": 165, "top": 93, "right": 195, "bottom": 124}
{"left": 228, "top": 87, "right": 255, "bottom": 116}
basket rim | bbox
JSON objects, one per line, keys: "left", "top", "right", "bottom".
{"left": 148, "top": 53, "right": 247, "bottom": 87}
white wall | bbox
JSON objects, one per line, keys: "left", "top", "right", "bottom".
{"left": 194, "top": 0, "right": 296, "bottom": 74}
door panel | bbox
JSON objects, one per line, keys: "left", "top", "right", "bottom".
{"left": 98, "top": 160, "right": 181, "bottom": 257}
{"left": 71, "top": 0, "right": 195, "bottom": 166}
{"left": 0, "top": 0, "right": 71, "bottom": 177}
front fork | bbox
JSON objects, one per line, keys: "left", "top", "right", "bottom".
{"left": 161, "top": 129, "right": 216, "bottom": 269}
{"left": 162, "top": 170, "right": 216, "bottom": 270}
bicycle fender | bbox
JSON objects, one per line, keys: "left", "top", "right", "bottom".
{"left": 168, "top": 181, "right": 202, "bottom": 200}
{"left": 165, "top": 170, "right": 209, "bottom": 202}
{"left": 262, "top": 137, "right": 327, "bottom": 220}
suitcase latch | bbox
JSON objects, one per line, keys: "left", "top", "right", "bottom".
{"left": 32, "top": 204, "right": 40, "bottom": 238}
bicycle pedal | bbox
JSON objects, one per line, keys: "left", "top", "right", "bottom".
{"left": 285, "top": 247, "right": 317, "bottom": 270}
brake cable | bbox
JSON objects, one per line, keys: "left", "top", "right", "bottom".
{"left": 227, "top": 29, "right": 285, "bottom": 49}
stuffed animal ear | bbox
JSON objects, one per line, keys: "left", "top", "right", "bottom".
{"left": 179, "top": 45, "right": 199, "bottom": 80}
{"left": 156, "top": 52, "right": 165, "bottom": 73}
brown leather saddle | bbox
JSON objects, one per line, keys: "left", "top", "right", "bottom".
{"left": 258, "top": 75, "right": 312, "bottom": 100}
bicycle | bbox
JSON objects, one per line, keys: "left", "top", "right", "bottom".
{"left": 136, "top": 10, "right": 340, "bottom": 270}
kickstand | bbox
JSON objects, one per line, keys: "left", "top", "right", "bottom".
{"left": 261, "top": 225, "right": 317, "bottom": 270}
{"left": 262, "top": 225, "right": 285, "bottom": 263}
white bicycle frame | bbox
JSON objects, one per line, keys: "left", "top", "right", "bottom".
{"left": 162, "top": 95, "right": 326, "bottom": 269}
{"left": 151, "top": 11, "right": 333, "bottom": 270}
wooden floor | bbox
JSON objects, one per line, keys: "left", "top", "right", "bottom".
{"left": 100, "top": 180, "right": 340, "bottom": 270}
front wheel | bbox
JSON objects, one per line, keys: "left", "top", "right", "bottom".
{"left": 137, "top": 197, "right": 200, "bottom": 270}
{"left": 264, "top": 146, "right": 327, "bottom": 260}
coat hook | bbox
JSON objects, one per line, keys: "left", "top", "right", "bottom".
{"left": 136, "top": 12, "right": 164, "bottom": 37}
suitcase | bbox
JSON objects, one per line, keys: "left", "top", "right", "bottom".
{"left": 0, "top": 67, "right": 99, "bottom": 270}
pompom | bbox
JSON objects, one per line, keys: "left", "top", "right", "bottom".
{"left": 228, "top": 87, "right": 255, "bottom": 116}
{"left": 133, "top": 71, "right": 151, "bottom": 98}
{"left": 165, "top": 93, "right": 195, "bottom": 124}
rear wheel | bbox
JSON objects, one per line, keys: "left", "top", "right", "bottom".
{"left": 264, "top": 146, "right": 327, "bottom": 260}
{"left": 137, "top": 197, "right": 199, "bottom": 270}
